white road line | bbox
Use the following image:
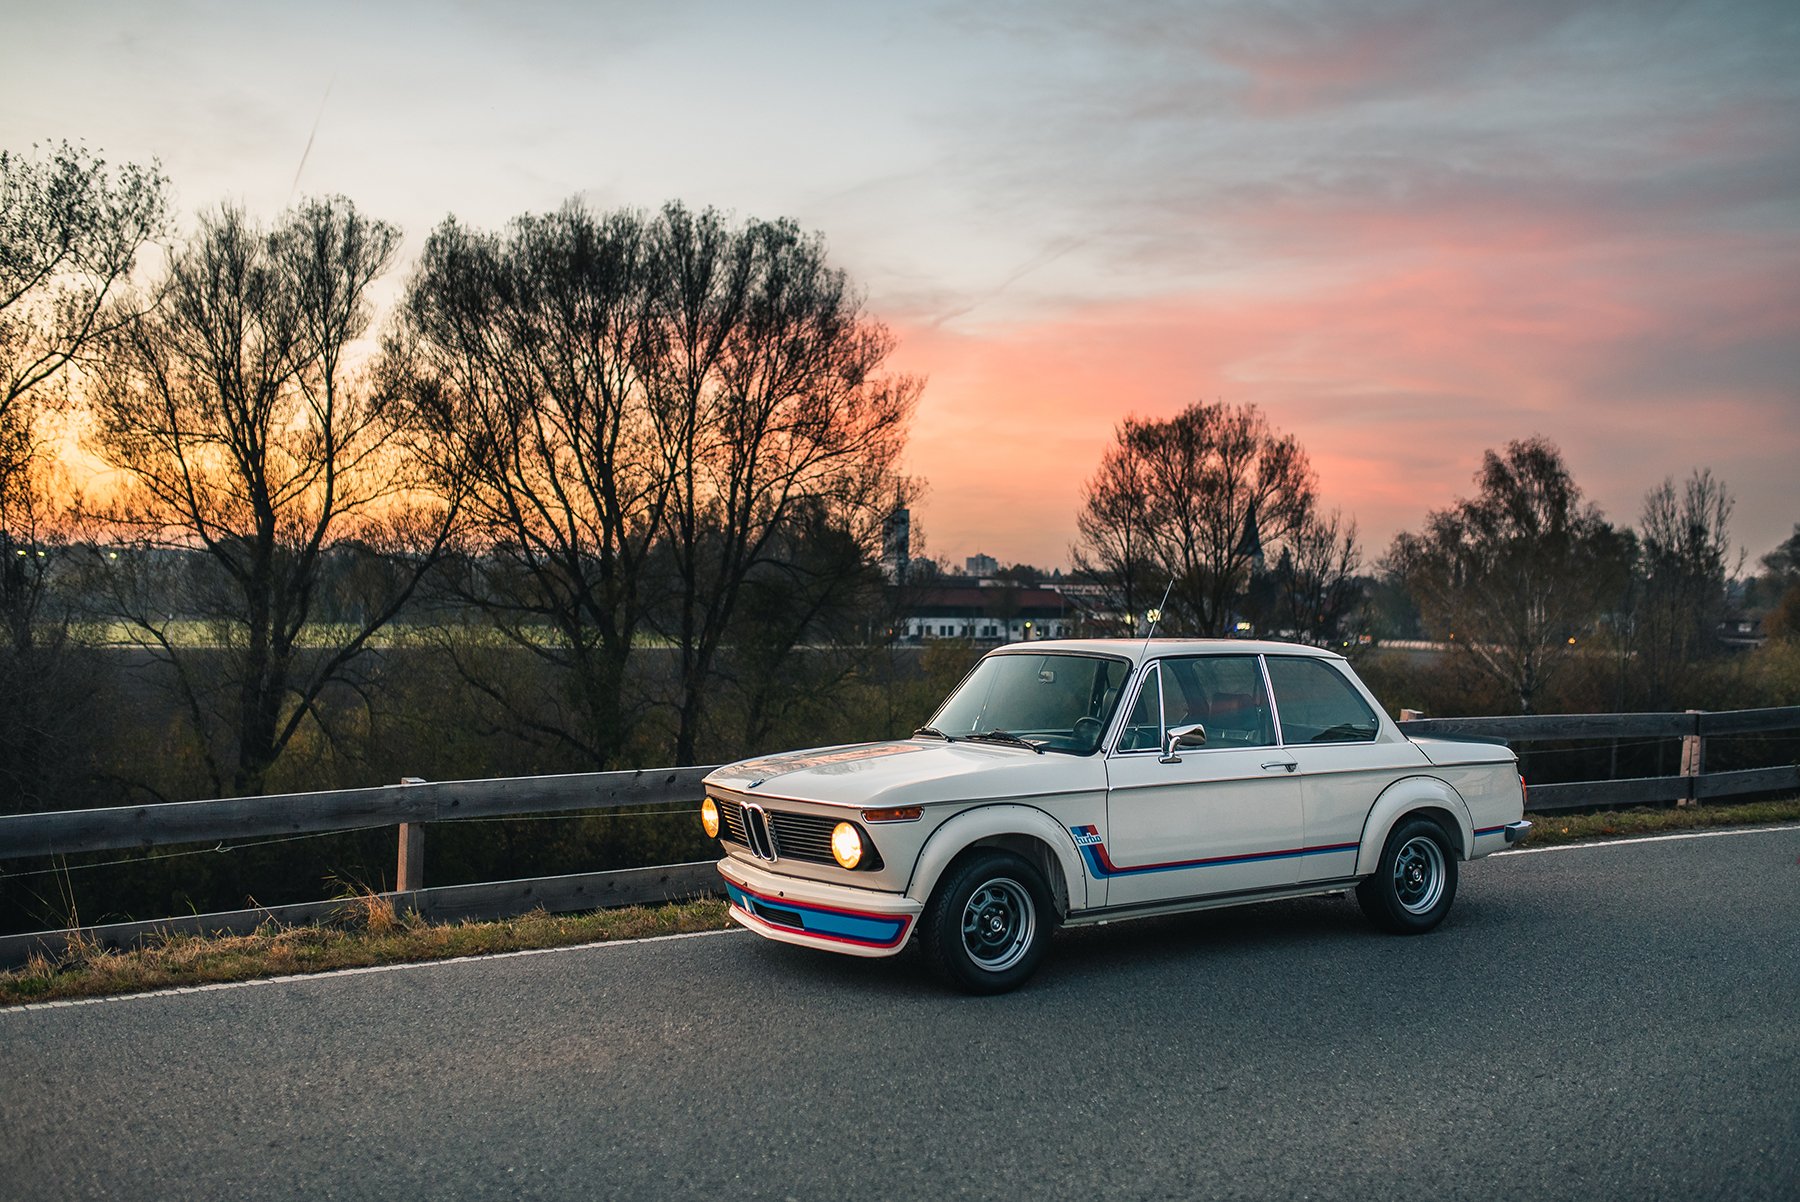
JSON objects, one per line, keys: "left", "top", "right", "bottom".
{"left": 1494, "top": 822, "right": 1800, "bottom": 856}
{"left": 1, "top": 926, "right": 746, "bottom": 1015}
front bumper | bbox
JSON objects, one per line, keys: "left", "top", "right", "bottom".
{"left": 717, "top": 855, "right": 923, "bottom": 959}
{"left": 1504, "top": 820, "right": 1533, "bottom": 844}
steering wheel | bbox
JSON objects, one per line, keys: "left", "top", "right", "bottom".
{"left": 1072, "top": 716, "right": 1105, "bottom": 748}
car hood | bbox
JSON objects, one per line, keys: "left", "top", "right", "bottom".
{"left": 703, "top": 738, "right": 1105, "bottom": 808}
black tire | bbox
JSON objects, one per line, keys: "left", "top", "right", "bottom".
{"left": 920, "top": 849, "right": 1054, "bottom": 995}
{"left": 1356, "top": 815, "right": 1459, "bottom": 934}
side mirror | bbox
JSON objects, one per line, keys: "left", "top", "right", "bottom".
{"left": 1160, "top": 722, "right": 1207, "bottom": 763}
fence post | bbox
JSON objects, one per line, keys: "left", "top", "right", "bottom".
{"left": 397, "top": 777, "right": 427, "bottom": 894}
{"left": 1678, "top": 711, "right": 1704, "bottom": 806}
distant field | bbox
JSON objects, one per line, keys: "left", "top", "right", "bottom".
{"left": 81, "top": 621, "right": 686, "bottom": 651}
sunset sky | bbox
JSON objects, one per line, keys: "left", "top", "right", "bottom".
{"left": 4, "top": 0, "right": 1796, "bottom": 569}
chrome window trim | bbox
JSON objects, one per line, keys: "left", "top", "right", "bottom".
{"left": 1108, "top": 658, "right": 1166, "bottom": 759}
{"left": 1261, "top": 654, "right": 1286, "bottom": 747}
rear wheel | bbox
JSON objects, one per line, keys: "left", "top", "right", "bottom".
{"left": 1357, "top": 816, "right": 1458, "bottom": 934}
{"left": 921, "top": 849, "right": 1054, "bottom": 994}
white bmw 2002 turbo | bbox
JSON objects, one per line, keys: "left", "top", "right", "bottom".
{"left": 701, "top": 639, "right": 1530, "bottom": 993}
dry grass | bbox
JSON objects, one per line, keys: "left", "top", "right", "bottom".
{"left": 6, "top": 797, "right": 1796, "bottom": 1008}
{"left": 1, "top": 896, "right": 731, "bottom": 1008}
{"left": 1521, "top": 796, "right": 1800, "bottom": 844}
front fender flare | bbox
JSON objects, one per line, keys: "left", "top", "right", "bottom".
{"left": 906, "top": 804, "right": 1090, "bottom": 914}
{"left": 1355, "top": 776, "right": 1475, "bottom": 877}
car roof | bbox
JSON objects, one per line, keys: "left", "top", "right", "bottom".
{"left": 984, "top": 638, "right": 1345, "bottom": 668}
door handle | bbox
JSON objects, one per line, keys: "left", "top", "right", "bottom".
{"left": 1261, "top": 760, "right": 1298, "bottom": 773}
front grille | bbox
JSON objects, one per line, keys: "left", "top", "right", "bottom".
{"left": 712, "top": 794, "right": 881, "bottom": 870}
{"left": 768, "top": 812, "right": 839, "bottom": 862}
{"left": 718, "top": 794, "right": 750, "bottom": 845}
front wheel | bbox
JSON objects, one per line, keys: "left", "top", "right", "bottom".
{"left": 921, "top": 850, "right": 1054, "bottom": 994}
{"left": 1357, "top": 816, "right": 1459, "bottom": 934}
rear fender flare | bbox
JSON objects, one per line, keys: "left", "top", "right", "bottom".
{"left": 906, "top": 804, "right": 1089, "bottom": 915}
{"left": 1355, "top": 777, "right": 1474, "bottom": 876}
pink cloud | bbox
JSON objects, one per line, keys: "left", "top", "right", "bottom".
{"left": 886, "top": 223, "right": 1800, "bottom": 569}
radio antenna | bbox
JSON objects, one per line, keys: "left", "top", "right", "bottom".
{"left": 1139, "top": 578, "right": 1174, "bottom": 660}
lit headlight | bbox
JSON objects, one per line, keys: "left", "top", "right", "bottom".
{"left": 830, "top": 821, "right": 864, "bottom": 869}
{"left": 701, "top": 796, "right": 721, "bottom": 839}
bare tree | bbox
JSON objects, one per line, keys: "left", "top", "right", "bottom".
{"left": 88, "top": 198, "right": 449, "bottom": 796}
{"left": 1271, "top": 508, "right": 1362, "bottom": 644}
{"left": 645, "top": 205, "right": 919, "bottom": 764}
{"left": 1633, "top": 470, "right": 1737, "bottom": 704}
{"left": 1074, "top": 400, "right": 1315, "bottom": 636}
{"left": 1750, "top": 525, "right": 1800, "bottom": 641}
{"left": 0, "top": 144, "right": 167, "bottom": 810}
{"left": 391, "top": 203, "right": 666, "bottom": 768}
{"left": 1, "top": 142, "right": 168, "bottom": 644}
{"left": 1386, "top": 437, "right": 1631, "bottom": 713}
{"left": 394, "top": 201, "right": 915, "bottom": 768}
{"left": 1, "top": 143, "right": 168, "bottom": 434}
{"left": 713, "top": 501, "right": 879, "bottom": 757}
{"left": 1072, "top": 421, "right": 1156, "bottom": 634}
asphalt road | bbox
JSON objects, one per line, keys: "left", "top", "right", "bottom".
{"left": 4, "top": 826, "right": 1797, "bottom": 1202}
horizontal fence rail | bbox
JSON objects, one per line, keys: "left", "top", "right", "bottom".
{"left": 3, "top": 706, "right": 1796, "bottom": 965}
{"left": 0, "top": 766, "right": 719, "bottom": 860}
{"left": 0, "top": 765, "right": 722, "bottom": 965}
{"left": 1397, "top": 706, "right": 1800, "bottom": 812}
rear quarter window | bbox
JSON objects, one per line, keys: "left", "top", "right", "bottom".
{"left": 1266, "top": 656, "right": 1380, "bottom": 744}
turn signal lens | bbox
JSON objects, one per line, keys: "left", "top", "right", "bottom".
{"left": 861, "top": 806, "right": 922, "bottom": 823}
{"left": 701, "top": 796, "right": 721, "bottom": 838}
{"left": 830, "top": 821, "right": 864, "bottom": 869}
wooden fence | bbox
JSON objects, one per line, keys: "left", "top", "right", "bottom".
{"left": 2, "top": 705, "right": 1796, "bottom": 965}
{"left": 0, "top": 766, "right": 723, "bottom": 965}
{"left": 1396, "top": 705, "right": 1800, "bottom": 811}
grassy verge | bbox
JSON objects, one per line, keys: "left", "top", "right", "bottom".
{"left": 1, "top": 894, "right": 731, "bottom": 1008}
{"left": 6, "top": 799, "right": 1797, "bottom": 1008}
{"left": 1521, "top": 796, "right": 1800, "bottom": 845}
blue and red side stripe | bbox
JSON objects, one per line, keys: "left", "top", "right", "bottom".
{"left": 725, "top": 880, "right": 912, "bottom": 949}
{"left": 1072, "top": 822, "right": 1512, "bottom": 879}
{"left": 1071, "top": 824, "right": 1360, "bottom": 879}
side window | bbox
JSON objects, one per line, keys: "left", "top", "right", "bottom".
{"left": 1163, "top": 655, "right": 1277, "bottom": 748}
{"left": 1115, "top": 656, "right": 1277, "bottom": 752}
{"left": 1266, "top": 657, "right": 1380, "bottom": 744}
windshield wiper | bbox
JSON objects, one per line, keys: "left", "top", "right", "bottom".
{"left": 913, "top": 725, "right": 956, "bottom": 742}
{"left": 966, "top": 729, "right": 1043, "bottom": 754}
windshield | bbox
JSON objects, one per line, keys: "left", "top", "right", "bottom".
{"left": 924, "top": 652, "right": 1132, "bottom": 754}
